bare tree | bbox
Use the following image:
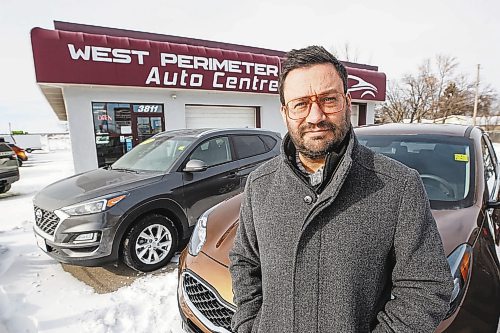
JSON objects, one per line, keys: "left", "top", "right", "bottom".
{"left": 330, "top": 42, "right": 363, "bottom": 63}
{"left": 402, "top": 67, "right": 435, "bottom": 123}
{"left": 429, "top": 55, "right": 458, "bottom": 120}
{"left": 377, "top": 80, "right": 409, "bottom": 123}
{"left": 437, "top": 82, "right": 467, "bottom": 123}
{"left": 378, "top": 54, "right": 498, "bottom": 125}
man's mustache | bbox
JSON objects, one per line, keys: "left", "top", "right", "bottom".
{"left": 299, "top": 121, "right": 336, "bottom": 137}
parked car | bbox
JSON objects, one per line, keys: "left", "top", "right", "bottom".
{"left": 33, "top": 128, "right": 281, "bottom": 272}
{"left": 8, "top": 144, "right": 28, "bottom": 166}
{"left": 1, "top": 135, "right": 42, "bottom": 153}
{"left": 0, "top": 143, "right": 20, "bottom": 194}
{"left": 177, "top": 123, "right": 500, "bottom": 333}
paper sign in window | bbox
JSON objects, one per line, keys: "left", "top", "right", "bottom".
{"left": 454, "top": 154, "right": 469, "bottom": 162}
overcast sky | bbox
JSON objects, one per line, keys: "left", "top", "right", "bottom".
{"left": 0, "top": 0, "right": 499, "bottom": 133}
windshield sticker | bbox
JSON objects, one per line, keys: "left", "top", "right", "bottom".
{"left": 177, "top": 146, "right": 186, "bottom": 151}
{"left": 140, "top": 138, "right": 155, "bottom": 145}
{"left": 454, "top": 154, "right": 469, "bottom": 162}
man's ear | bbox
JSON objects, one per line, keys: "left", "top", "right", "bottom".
{"left": 280, "top": 105, "right": 288, "bottom": 123}
{"left": 345, "top": 93, "right": 352, "bottom": 117}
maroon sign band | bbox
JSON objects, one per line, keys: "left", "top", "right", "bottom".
{"left": 31, "top": 28, "right": 386, "bottom": 101}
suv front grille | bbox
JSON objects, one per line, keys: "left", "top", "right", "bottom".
{"left": 34, "top": 206, "right": 60, "bottom": 236}
{"left": 0, "top": 170, "right": 19, "bottom": 178}
{"left": 183, "top": 273, "right": 235, "bottom": 332}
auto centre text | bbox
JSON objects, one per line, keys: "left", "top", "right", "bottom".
{"left": 67, "top": 44, "right": 280, "bottom": 92}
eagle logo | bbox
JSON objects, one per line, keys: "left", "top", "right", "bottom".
{"left": 348, "top": 75, "right": 378, "bottom": 98}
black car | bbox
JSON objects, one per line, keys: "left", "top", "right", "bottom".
{"left": 33, "top": 128, "right": 281, "bottom": 272}
{"left": 0, "top": 142, "right": 20, "bottom": 194}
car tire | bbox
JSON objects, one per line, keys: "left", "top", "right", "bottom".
{"left": 0, "top": 184, "right": 11, "bottom": 194}
{"left": 122, "top": 214, "right": 178, "bottom": 272}
{"left": 26, "top": 149, "right": 32, "bottom": 153}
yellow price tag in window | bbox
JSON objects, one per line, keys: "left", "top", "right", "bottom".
{"left": 177, "top": 146, "right": 186, "bottom": 151}
{"left": 454, "top": 154, "right": 469, "bottom": 162}
{"left": 140, "top": 138, "right": 155, "bottom": 145}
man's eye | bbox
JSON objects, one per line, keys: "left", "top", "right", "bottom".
{"left": 292, "top": 101, "right": 308, "bottom": 109}
{"left": 321, "top": 96, "right": 338, "bottom": 103}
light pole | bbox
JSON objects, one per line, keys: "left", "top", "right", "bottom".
{"left": 472, "top": 64, "right": 480, "bottom": 126}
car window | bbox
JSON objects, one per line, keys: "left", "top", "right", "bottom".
{"left": 112, "top": 136, "right": 194, "bottom": 172}
{"left": 189, "top": 136, "right": 232, "bottom": 167}
{"left": 482, "top": 136, "right": 497, "bottom": 195}
{"left": 0, "top": 143, "right": 12, "bottom": 152}
{"left": 232, "top": 135, "right": 268, "bottom": 159}
{"left": 358, "top": 134, "right": 475, "bottom": 210}
{"left": 260, "top": 135, "right": 278, "bottom": 150}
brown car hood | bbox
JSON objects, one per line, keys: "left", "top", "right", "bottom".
{"left": 432, "top": 204, "right": 481, "bottom": 256}
{"left": 202, "top": 193, "right": 243, "bottom": 267}
{"left": 202, "top": 192, "right": 482, "bottom": 265}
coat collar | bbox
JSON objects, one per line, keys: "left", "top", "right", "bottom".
{"left": 317, "top": 128, "right": 356, "bottom": 202}
{"left": 280, "top": 127, "right": 357, "bottom": 197}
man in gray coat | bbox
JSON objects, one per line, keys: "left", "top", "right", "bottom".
{"left": 229, "top": 46, "right": 453, "bottom": 333}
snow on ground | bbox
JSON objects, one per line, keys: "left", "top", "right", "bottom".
{"left": 0, "top": 150, "right": 183, "bottom": 333}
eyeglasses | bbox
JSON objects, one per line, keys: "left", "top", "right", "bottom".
{"left": 284, "top": 91, "right": 346, "bottom": 120}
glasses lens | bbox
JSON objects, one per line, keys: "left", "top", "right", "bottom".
{"left": 286, "top": 93, "right": 345, "bottom": 120}
{"left": 319, "top": 93, "right": 344, "bottom": 113}
{"left": 286, "top": 98, "right": 309, "bottom": 119}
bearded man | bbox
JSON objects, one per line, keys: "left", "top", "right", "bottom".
{"left": 229, "top": 45, "right": 453, "bottom": 333}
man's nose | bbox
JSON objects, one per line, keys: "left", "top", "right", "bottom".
{"left": 306, "top": 102, "right": 327, "bottom": 124}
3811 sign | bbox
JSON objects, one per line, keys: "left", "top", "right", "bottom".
{"left": 133, "top": 104, "right": 163, "bottom": 113}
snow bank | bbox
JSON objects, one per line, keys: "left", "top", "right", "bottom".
{"left": 0, "top": 150, "right": 183, "bottom": 333}
{"left": 81, "top": 273, "right": 182, "bottom": 333}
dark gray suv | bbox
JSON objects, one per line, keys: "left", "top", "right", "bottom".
{"left": 33, "top": 128, "right": 281, "bottom": 271}
{"left": 0, "top": 142, "right": 20, "bottom": 194}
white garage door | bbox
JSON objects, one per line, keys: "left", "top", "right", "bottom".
{"left": 185, "top": 105, "right": 256, "bottom": 129}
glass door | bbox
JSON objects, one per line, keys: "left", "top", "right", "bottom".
{"left": 131, "top": 112, "right": 165, "bottom": 146}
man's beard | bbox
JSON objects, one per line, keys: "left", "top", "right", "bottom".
{"left": 287, "top": 113, "right": 350, "bottom": 159}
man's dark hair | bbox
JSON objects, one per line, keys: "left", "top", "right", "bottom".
{"left": 279, "top": 46, "right": 348, "bottom": 105}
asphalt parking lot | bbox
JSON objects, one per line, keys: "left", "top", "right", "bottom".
{"left": 61, "top": 258, "right": 179, "bottom": 293}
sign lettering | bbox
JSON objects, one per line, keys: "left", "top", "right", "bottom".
{"left": 68, "top": 44, "right": 149, "bottom": 65}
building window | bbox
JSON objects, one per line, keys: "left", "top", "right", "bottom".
{"left": 351, "top": 104, "right": 359, "bottom": 127}
{"left": 92, "top": 102, "right": 164, "bottom": 167}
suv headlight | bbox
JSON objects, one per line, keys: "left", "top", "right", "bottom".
{"left": 188, "top": 202, "right": 222, "bottom": 256}
{"left": 446, "top": 243, "right": 472, "bottom": 317}
{"left": 60, "top": 194, "right": 126, "bottom": 216}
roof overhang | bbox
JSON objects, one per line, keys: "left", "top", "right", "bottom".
{"left": 39, "top": 85, "right": 67, "bottom": 121}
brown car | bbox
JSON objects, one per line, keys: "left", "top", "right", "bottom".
{"left": 177, "top": 124, "right": 500, "bottom": 333}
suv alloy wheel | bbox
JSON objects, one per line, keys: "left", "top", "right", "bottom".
{"left": 122, "top": 214, "right": 178, "bottom": 272}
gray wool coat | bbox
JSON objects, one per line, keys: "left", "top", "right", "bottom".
{"left": 229, "top": 131, "right": 453, "bottom": 333}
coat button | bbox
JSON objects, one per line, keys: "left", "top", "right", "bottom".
{"left": 303, "top": 195, "right": 313, "bottom": 204}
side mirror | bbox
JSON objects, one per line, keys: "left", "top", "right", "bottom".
{"left": 486, "top": 201, "right": 500, "bottom": 209}
{"left": 183, "top": 159, "right": 208, "bottom": 172}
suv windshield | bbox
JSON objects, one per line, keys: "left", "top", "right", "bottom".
{"left": 112, "top": 136, "right": 194, "bottom": 172}
{"left": 358, "top": 134, "right": 475, "bottom": 210}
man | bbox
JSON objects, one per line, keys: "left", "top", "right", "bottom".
{"left": 229, "top": 46, "right": 453, "bottom": 333}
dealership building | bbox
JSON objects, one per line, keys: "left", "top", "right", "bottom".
{"left": 31, "top": 21, "right": 386, "bottom": 173}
